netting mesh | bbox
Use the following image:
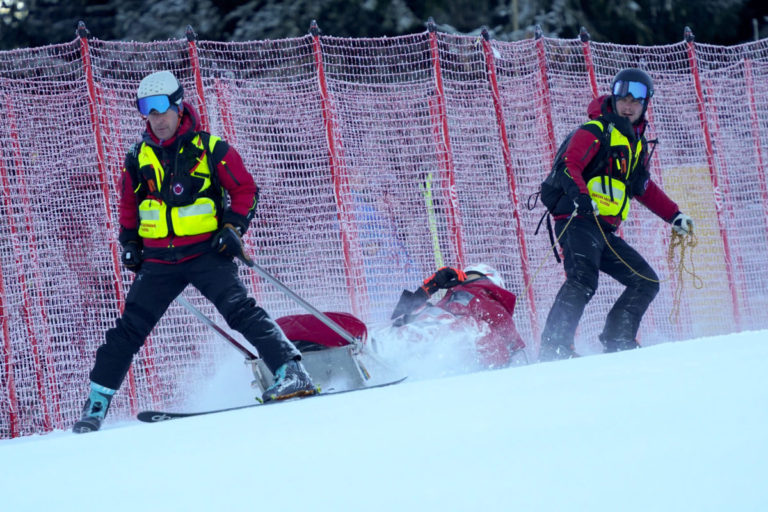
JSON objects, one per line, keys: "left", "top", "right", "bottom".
{"left": 1, "top": 32, "right": 767, "bottom": 438}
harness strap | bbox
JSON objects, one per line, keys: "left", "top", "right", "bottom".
{"left": 534, "top": 210, "right": 562, "bottom": 263}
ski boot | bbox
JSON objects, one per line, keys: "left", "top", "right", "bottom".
{"left": 72, "top": 382, "right": 116, "bottom": 434}
{"left": 601, "top": 335, "right": 640, "bottom": 353}
{"left": 538, "top": 341, "right": 578, "bottom": 362}
{"left": 262, "top": 359, "right": 318, "bottom": 402}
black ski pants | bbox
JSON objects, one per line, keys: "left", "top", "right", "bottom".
{"left": 541, "top": 216, "right": 660, "bottom": 350}
{"left": 90, "top": 251, "right": 299, "bottom": 390}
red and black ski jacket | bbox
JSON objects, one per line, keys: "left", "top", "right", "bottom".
{"left": 118, "top": 102, "right": 258, "bottom": 263}
{"left": 545, "top": 95, "right": 679, "bottom": 230}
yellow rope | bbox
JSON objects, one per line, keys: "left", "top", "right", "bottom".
{"left": 524, "top": 209, "right": 703, "bottom": 326}
{"left": 666, "top": 230, "right": 703, "bottom": 323}
{"left": 593, "top": 212, "right": 661, "bottom": 283}
{"left": 592, "top": 212, "right": 704, "bottom": 323}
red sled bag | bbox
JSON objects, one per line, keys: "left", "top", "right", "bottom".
{"left": 275, "top": 312, "right": 367, "bottom": 351}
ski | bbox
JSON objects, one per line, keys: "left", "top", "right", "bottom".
{"left": 137, "top": 376, "right": 407, "bottom": 423}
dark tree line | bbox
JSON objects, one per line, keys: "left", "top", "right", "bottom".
{"left": 2, "top": 0, "right": 767, "bottom": 51}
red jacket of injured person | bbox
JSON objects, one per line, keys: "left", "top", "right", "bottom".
{"left": 389, "top": 264, "right": 526, "bottom": 368}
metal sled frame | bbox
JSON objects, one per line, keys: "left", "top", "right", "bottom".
{"left": 175, "top": 295, "right": 371, "bottom": 393}
{"left": 236, "top": 259, "right": 377, "bottom": 392}
{"left": 252, "top": 344, "right": 370, "bottom": 393}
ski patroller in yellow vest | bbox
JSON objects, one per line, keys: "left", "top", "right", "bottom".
{"left": 136, "top": 134, "right": 222, "bottom": 238}
{"left": 581, "top": 119, "right": 643, "bottom": 221}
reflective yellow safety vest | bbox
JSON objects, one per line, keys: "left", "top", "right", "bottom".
{"left": 136, "top": 134, "right": 223, "bottom": 239}
{"left": 582, "top": 119, "right": 643, "bottom": 221}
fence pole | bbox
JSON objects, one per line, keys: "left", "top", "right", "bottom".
{"left": 480, "top": 28, "right": 540, "bottom": 342}
{"left": 534, "top": 26, "right": 558, "bottom": 170}
{"left": 77, "top": 21, "right": 139, "bottom": 414}
{"left": 186, "top": 25, "right": 210, "bottom": 132}
{"left": 309, "top": 20, "right": 369, "bottom": 319}
{"left": 0, "top": 118, "right": 21, "bottom": 438}
{"left": 427, "top": 19, "right": 465, "bottom": 269}
{"left": 684, "top": 26, "right": 741, "bottom": 328}
{"left": 580, "top": 27, "right": 599, "bottom": 99}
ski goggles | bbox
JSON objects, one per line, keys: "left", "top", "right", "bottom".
{"left": 612, "top": 80, "right": 649, "bottom": 101}
{"left": 136, "top": 95, "right": 176, "bottom": 116}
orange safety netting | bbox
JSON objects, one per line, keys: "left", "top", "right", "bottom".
{"left": 1, "top": 30, "right": 767, "bottom": 438}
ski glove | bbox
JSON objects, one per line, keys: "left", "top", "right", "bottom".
{"left": 211, "top": 223, "right": 253, "bottom": 264}
{"left": 121, "top": 241, "right": 143, "bottom": 273}
{"left": 420, "top": 266, "right": 466, "bottom": 296}
{"left": 671, "top": 212, "right": 694, "bottom": 236}
{"left": 574, "top": 194, "right": 597, "bottom": 217}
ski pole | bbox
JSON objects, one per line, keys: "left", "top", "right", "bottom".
{"left": 236, "top": 255, "right": 363, "bottom": 349}
{"left": 175, "top": 294, "right": 270, "bottom": 392}
{"left": 175, "top": 295, "right": 259, "bottom": 362}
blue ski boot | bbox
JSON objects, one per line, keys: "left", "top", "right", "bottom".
{"left": 262, "top": 359, "right": 318, "bottom": 402}
{"left": 72, "top": 382, "right": 116, "bottom": 434}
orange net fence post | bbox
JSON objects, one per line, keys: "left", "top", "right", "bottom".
{"left": 481, "top": 28, "right": 539, "bottom": 343}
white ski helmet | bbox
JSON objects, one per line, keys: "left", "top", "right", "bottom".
{"left": 464, "top": 263, "right": 504, "bottom": 288}
{"left": 136, "top": 70, "right": 183, "bottom": 115}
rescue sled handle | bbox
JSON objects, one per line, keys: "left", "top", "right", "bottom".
{"left": 175, "top": 295, "right": 260, "bottom": 361}
{"left": 241, "top": 258, "right": 362, "bottom": 349}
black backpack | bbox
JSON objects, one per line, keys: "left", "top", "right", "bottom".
{"left": 531, "top": 120, "right": 612, "bottom": 262}
{"left": 540, "top": 120, "right": 613, "bottom": 215}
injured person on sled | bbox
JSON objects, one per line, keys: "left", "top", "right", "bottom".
{"left": 379, "top": 264, "right": 527, "bottom": 373}
{"left": 270, "top": 264, "right": 527, "bottom": 384}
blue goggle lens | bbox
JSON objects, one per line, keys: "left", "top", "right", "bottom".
{"left": 137, "top": 95, "right": 172, "bottom": 116}
{"left": 612, "top": 80, "right": 648, "bottom": 101}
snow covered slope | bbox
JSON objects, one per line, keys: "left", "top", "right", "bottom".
{"left": 2, "top": 330, "right": 767, "bottom": 511}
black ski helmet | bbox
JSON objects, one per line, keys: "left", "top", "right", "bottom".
{"left": 610, "top": 68, "right": 654, "bottom": 120}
